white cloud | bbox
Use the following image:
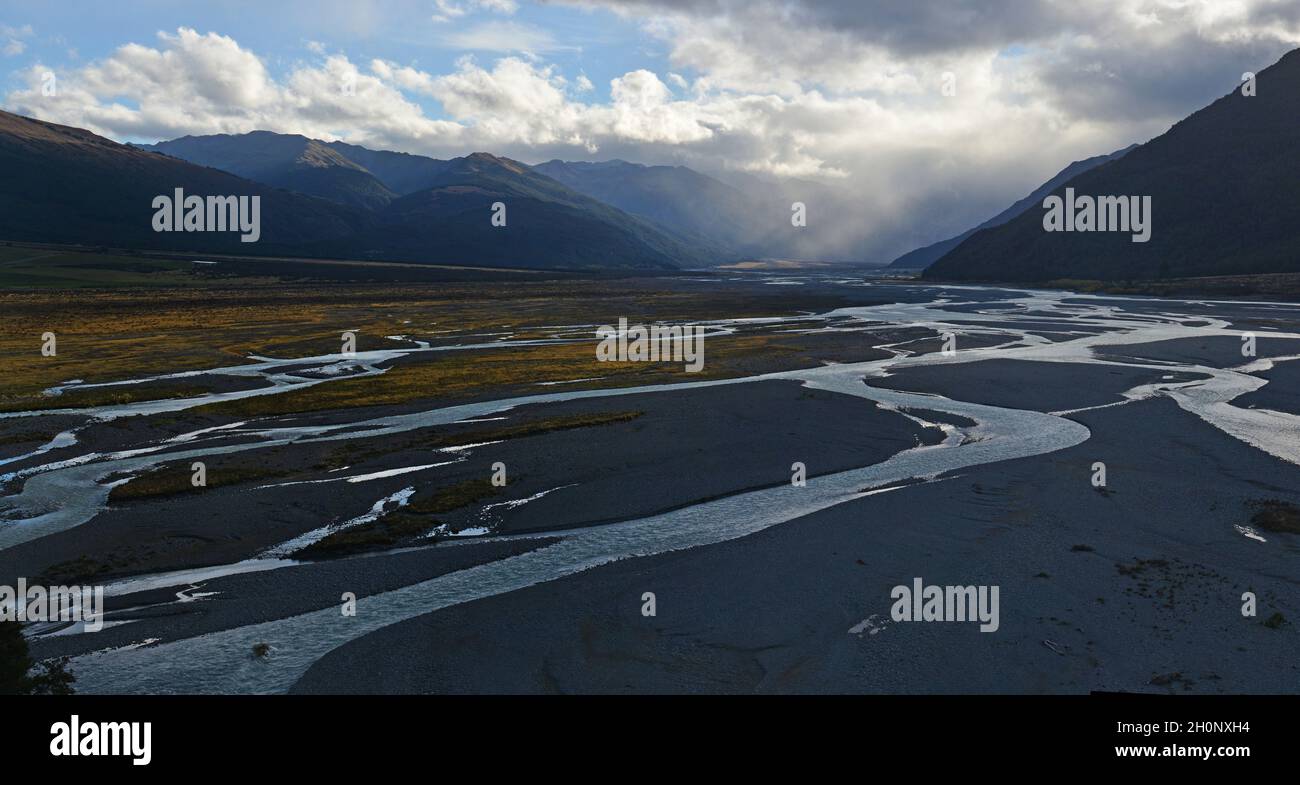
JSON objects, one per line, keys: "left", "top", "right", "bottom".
{"left": 475, "top": 0, "right": 519, "bottom": 14}
{"left": 2, "top": 23, "right": 32, "bottom": 57}
{"left": 439, "top": 20, "right": 571, "bottom": 53}
{"left": 433, "top": 0, "right": 519, "bottom": 23}
{"left": 4, "top": 29, "right": 461, "bottom": 150}
{"left": 431, "top": 0, "right": 468, "bottom": 24}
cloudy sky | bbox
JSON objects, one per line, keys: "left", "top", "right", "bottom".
{"left": 3, "top": 0, "right": 1299, "bottom": 261}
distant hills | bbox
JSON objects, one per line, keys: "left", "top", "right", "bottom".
{"left": 0, "top": 111, "right": 366, "bottom": 256}
{"left": 140, "top": 132, "right": 713, "bottom": 269}
{"left": 359, "top": 151, "right": 712, "bottom": 270}
{"left": 142, "top": 132, "right": 398, "bottom": 210}
{"left": 0, "top": 113, "right": 715, "bottom": 270}
{"left": 535, "top": 159, "right": 755, "bottom": 258}
{"left": 133, "top": 130, "right": 832, "bottom": 268}
{"left": 887, "top": 145, "right": 1135, "bottom": 270}
{"left": 926, "top": 48, "right": 1300, "bottom": 282}
{"left": 535, "top": 159, "right": 847, "bottom": 262}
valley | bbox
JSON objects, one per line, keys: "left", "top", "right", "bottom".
{"left": 0, "top": 269, "right": 1295, "bottom": 694}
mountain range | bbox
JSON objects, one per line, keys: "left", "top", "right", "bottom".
{"left": 531, "top": 159, "right": 829, "bottom": 261}
{"left": 146, "top": 137, "right": 826, "bottom": 264}
{"left": 0, "top": 111, "right": 367, "bottom": 256}
{"left": 0, "top": 112, "right": 716, "bottom": 270}
{"left": 0, "top": 114, "right": 855, "bottom": 270}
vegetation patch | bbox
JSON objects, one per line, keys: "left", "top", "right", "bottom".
{"left": 295, "top": 479, "right": 503, "bottom": 559}
{"left": 0, "top": 383, "right": 213, "bottom": 414}
{"left": 1248, "top": 499, "right": 1300, "bottom": 534}
{"left": 108, "top": 459, "right": 294, "bottom": 503}
{"left": 0, "top": 427, "right": 62, "bottom": 447}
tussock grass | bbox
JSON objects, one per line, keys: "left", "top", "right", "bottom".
{"left": 0, "top": 277, "right": 828, "bottom": 418}
{"left": 296, "top": 479, "right": 502, "bottom": 559}
{"left": 293, "top": 513, "right": 437, "bottom": 559}
{"left": 0, "top": 383, "right": 212, "bottom": 414}
{"left": 193, "top": 334, "right": 782, "bottom": 418}
{"left": 108, "top": 461, "right": 294, "bottom": 503}
{"left": 0, "top": 428, "right": 62, "bottom": 446}
{"left": 406, "top": 478, "right": 499, "bottom": 515}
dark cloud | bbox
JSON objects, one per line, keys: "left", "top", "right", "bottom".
{"left": 571, "top": 0, "right": 1079, "bottom": 56}
{"left": 1031, "top": 34, "right": 1295, "bottom": 124}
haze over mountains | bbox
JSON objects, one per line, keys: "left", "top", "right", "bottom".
{"left": 925, "top": 48, "right": 1300, "bottom": 282}
{"left": 887, "top": 145, "right": 1136, "bottom": 270}
{"left": 0, "top": 115, "right": 847, "bottom": 270}
{"left": 532, "top": 159, "right": 828, "bottom": 262}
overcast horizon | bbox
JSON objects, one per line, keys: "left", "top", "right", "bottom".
{"left": 3, "top": 0, "right": 1299, "bottom": 261}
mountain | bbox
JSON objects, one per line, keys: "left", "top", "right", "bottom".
{"left": 536, "top": 159, "right": 870, "bottom": 263}
{"left": 367, "top": 152, "right": 711, "bottom": 269}
{"left": 0, "top": 111, "right": 369, "bottom": 255}
{"left": 533, "top": 159, "right": 751, "bottom": 257}
{"left": 141, "top": 132, "right": 398, "bottom": 210}
{"left": 149, "top": 133, "right": 865, "bottom": 266}
{"left": 887, "top": 145, "right": 1135, "bottom": 270}
{"left": 321, "top": 140, "right": 452, "bottom": 196}
{"left": 926, "top": 48, "right": 1300, "bottom": 282}
{"left": 0, "top": 114, "right": 704, "bottom": 270}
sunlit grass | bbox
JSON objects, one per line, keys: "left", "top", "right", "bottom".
{"left": 0, "top": 277, "right": 825, "bottom": 418}
{"left": 197, "top": 335, "right": 787, "bottom": 417}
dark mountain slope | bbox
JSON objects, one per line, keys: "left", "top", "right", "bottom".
{"left": 2, "top": 115, "right": 706, "bottom": 270}
{"left": 888, "top": 145, "right": 1135, "bottom": 270}
{"left": 324, "top": 140, "right": 452, "bottom": 195}
{"left": 533, "top": 159, "right": 750, "bottom": 256}
{"left": 368, "top": 153, "right": 709, "bottom": 269}
{"left": 927, "top": 49, "right": 1300, "bottom": 282}
{"left": 0, "top": 111, "right": 369, "bottom": 254}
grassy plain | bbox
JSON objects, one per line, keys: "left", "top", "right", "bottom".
{"left": 0, "top": 247, "right": 851, "bottom": 416}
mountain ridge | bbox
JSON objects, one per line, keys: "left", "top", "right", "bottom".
{"left": 887, "top": 144, "right": 1136, "bottom": 270}
{"left": 4, "top": 114, "right": 708, "bottom": 270}
{"left": 926, "top": 48, "right": 1300, "bottom": 282}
